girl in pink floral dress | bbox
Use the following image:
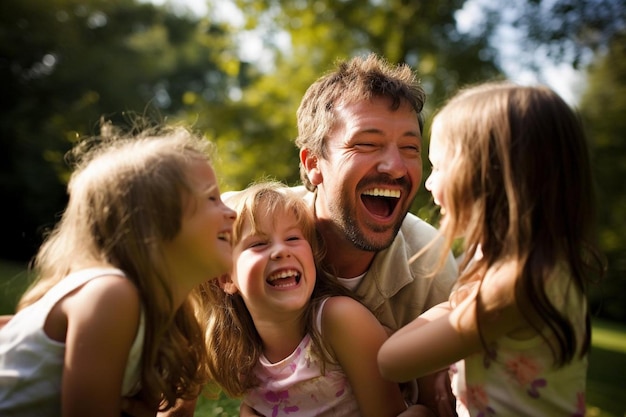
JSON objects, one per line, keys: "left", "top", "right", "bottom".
{"left": 198, "top": 182, "right": 425, "bottom": 417}
{"left": 378, "top": 82, "right": 606, "bottom": 416}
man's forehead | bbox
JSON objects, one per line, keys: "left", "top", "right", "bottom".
{"left": 334, "top": 96, "right": 417, "bottom": 115}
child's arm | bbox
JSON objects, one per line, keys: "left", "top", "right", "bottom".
{"left": 323, "top": 296, "right": 408, "bottom": 417}
{"left": 155, "top": 398, "right": 198, "bottom": 417}
{"left": 378, "top": 263, "right": 526, "bottom": 382}
{"left": 239, "top": 402, "right": 264, "bottom": 416}
{"left": 60, "top": 275, "right": 142, "bottom": 417}
{"left": 379, "top": 301, "right": 457, "bottom": 416}
{"left": 0, "top": 314, "right": 12, "bottom": 329}
{"left": 121, "top": 397, "right": 157, "bottom": 417}
{"left": 391, "top": 301, "right": 452, "bottom": 338}
{"left": 122, "top": 395, "right": 198, "bottom": 417}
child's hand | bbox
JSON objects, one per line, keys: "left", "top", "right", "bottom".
{"left": 432, "top": 370, "right": 457, "bottom": 417}
{"left": 156, "top": 398, "right": 197, "bottom": 417}
{"left": 239, "top": 402, "right": 265, "bottom": 416}
{"left": 397, "top": 404, "right": 436, "bottom": 417}
{"left": 120, "top": 398, "right": 156, "bottom": 417}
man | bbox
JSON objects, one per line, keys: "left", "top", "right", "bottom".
{"left": 126, "top": 54, "right": 458, "bottom": 417}
{"left": 289, "top": 53, "right": 458, "bottom": 416}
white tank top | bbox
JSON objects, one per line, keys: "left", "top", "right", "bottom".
{"left": 0, "top": 268, "right": 145, "bottom": 416}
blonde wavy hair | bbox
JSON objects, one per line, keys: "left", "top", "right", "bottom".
{"left": 197, "top": 181, "right": 353, "bottom": 397}
{"left": 19, "top": 123, "right": 213, "bottom": 410}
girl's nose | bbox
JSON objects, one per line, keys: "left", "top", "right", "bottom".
{"left": 223, "top": 204, "right": 236, "bottom": 220}
{"left": 425, "top": 174, "right": 433, "bottom": 191}
{"left": 270, "top": 242, "right": 291, "bottom": 260}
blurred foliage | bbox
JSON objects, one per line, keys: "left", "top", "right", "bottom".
{"left": 475, "top": 0, "right": 626, "bottom": 70}
{"left": 203, "top": 0, "right": 505, "bottom": 223}
{"left": 0, "top": 0, "right": 238, "bottom": 260}
{"left": 580, "top": 30, "right": 626, "bottom": 322}
{"left": 0, "top": 0, "right": 624, "bottom": 321}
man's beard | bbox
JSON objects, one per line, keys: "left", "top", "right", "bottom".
{"left": 332, "top": 192, "right": 407, "bottom": 252}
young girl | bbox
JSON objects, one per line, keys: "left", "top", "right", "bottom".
{"left": 0, "top": 124, "right": 235, "bottom": 416}
{"left": 378, "top": 82, "right": 606, "bottom": 416}
{"left": 198, "top": 181, "right": 420, "bottom": 417}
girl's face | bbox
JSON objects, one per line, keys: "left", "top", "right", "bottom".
{"left": 425, "top": 119, "right": 447, "bottom": 213}
{"left": 229, "top": 208, "right": 317, "bottom": 321}
{"left": 165, "top": 160, "right": 235, "bottom": 284}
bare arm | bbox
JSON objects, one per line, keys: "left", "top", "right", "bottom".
{"left": 378, "top": 263, "right": 527, "bottom": 382}
{"left": 239, "top": 402, "right": 264, "bottom": 416}
{"left": 156, "top": 398, "right": 198, "bottom": 417}
{"left": 61, "top": 275, "right": 143, "bottom": 417}
{"left": 0, "top": 314, "right": 13, "bottom": 329}
{"left": 390, "top": 301, "right": 451, "bottom": 339}
{"left": 382, "top": 301, "right": 457, "bottom": 416}
{"left": 122, "top": 393, "right": 198, "bottom": 417}
{"left": 324, "top": 296, "right": 408, "bottom": 417}
{"left": 120, "top": 398, "right": 156, "bottom": 417}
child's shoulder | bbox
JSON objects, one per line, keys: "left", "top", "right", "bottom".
{"left": 65, "top": 271, "right": 140, "bottom": 315}
{"left": 46, "top": 269, "right": 141, "bottom": 343}
{"left": 319, "top": 296, "right": 390, "bottom": 367}
{"left": 482, "top": 260, "right": 519, "bottom": 300}
{"left": 322, "top": 295, "right": 369, "bottom": 316}
{"left": 320, "top": 296, "right": 382, "bottom": 336}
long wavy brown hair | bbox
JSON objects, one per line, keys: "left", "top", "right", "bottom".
{"left": 430, "top": 82, "right": 606, "bottom": 366}
{"left": 19, "top": 123, "right": 213, "bottom": 410}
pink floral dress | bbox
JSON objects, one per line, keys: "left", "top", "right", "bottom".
{"left": 244, "top": 298, "right": 359, "bottom": 417}
{"left": 451, "top": 267, "right": 588, "bottom": 417}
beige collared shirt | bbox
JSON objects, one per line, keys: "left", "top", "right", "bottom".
{"left": 293, "top": 185, "right": 458, "bottom": 330}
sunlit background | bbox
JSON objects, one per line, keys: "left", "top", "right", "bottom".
{"left": 1, "top": 0, "right": 624, "bottom": 415}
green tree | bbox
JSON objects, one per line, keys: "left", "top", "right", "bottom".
{"left": 200, "top": 0, "right": 503, "bottom": 216}
{"left": 0, "top": 0, "right": 237, "bottom": 261}
{"left": 478, "top": 0, "right": 626, "bottom": 70}
{"left": 580, "top": 31, "right": 626, "bottom": 321}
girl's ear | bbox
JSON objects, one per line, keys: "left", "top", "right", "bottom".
{"left": 218, "top": 274, "right": 238, "bottom": 295}
{"left": 300, "top": 148, "right": 323, "bottom": 186}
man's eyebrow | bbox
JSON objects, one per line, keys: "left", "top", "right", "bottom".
{"left": 355, "top": 127, "right": 420, "bottom": 136}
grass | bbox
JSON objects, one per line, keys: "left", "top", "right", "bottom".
{"left": 586, "top": 319, "right": 626, "bottom": 417}
{"left": 1, "top": 259, "right": 624, "bottom": 416}
{"left": 0, "top": 260, "right": 33, "bottom": 315}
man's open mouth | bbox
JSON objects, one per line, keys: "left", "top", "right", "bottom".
{"left": 361, "top": 188, "right": 400, "bottom": 217}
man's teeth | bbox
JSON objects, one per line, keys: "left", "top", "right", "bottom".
{"left": 217, "top": 232, "right": 231, "bottom": 243}
{"left": 363, "top": 188, "right": 400, "bottom": 198}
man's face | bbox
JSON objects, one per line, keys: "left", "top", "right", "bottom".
{"left": 306, "top": 96, "right": 422, "bottom": 251}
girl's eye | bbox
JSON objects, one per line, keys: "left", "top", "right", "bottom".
{"left": 240, "top": 237, "right": 262, "bottom": 249}
{"left": 286, "top": 236, "right": 301, "bottom": 242}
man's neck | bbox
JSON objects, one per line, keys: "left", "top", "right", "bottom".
{"left": 309, "top": 186, "right": 375, "bottom": 278}
{"left": 317, "top": 221, "right": 376, "bottom": 278}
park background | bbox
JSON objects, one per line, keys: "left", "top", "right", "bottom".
{"left": 0, "top": 0, "right": 624, "bottom": 415}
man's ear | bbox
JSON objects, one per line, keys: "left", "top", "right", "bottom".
{"left": 300, "top": 148, "right": 323, "bottom": 186}
{"left": 217, "top": 274, "right": 238, "bottom": 295}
